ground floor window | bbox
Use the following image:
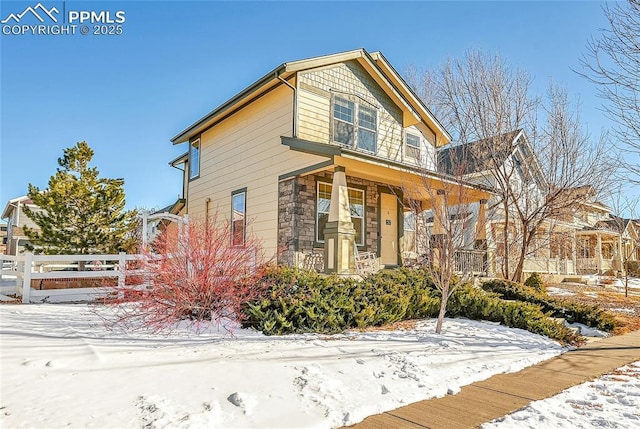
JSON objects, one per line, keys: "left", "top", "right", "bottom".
{"left": 231, "top": 189, "right": 246, "bottom": 246}
{"left": 578, "top": 238, "right": 592, "bottom": 258}
{"left": 316, "top": 182, "right": 364, "bottom": 245}
{"left": 403, "top": 211, "right": 416, "bottom": 254}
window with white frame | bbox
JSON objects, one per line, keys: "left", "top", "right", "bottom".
{"left": 189, "top": 138, "right": 201, "bottom": 179}
{"left": 357, "top": 105, "right": 377, "bottom": 152}
{"left": 316, "top": 182, "right": 365, "bottom": 246}
{"left": 231, "top": 189, "right": 246, "bottom": 246}
{"left": 332, "top": 96, "right": 377, "bottom": 153}
{"left": 333, "top": 97, "right": 355, "bottom": 145}
{"left": 403, "top": 211, "right": 417, "bottom": 254}
{"left": 579, "top": 238, "right": 591, "bottom": 258}
{"left": 405, "top": 133, "right": 421, "bottom": 161}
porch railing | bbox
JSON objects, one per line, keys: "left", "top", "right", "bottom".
{"left": 576, "top": 257, "right": 614, "bottom": 273}
{"left": 522, "top": 258, "right": 576, "bottom": 275}
{"left": 453, "top": 249, "right": 487, "bottom": 276}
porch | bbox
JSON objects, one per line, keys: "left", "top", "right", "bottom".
{"left": 277, "top": 159, "right": 490, "bottom": 276}
{"left": 576, "top": 229, "right": 624, "bottom": 275}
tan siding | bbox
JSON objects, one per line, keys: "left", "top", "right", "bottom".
{"left": 297, "top": 89, "right": 331, "bottom": 142}
{"left": 296, "top": 61, "right": 437, "bottom": 172}
{"left": 186, "top": 85, "right": 328, "bottom": 258}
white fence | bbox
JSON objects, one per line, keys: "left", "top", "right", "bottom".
{"left": 522, "top": 257, "right": 576, "bottom": 275}
{"left": 0, "top": 252, "right": 147, "bottom": 304}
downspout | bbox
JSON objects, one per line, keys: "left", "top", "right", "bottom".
{"left": 277, "top": 71, "right": 299, "bottom": 259}
{"left": 276, "top": 71, "right": 297, "bottom": 138}
{"left": 170, "top": 160, "right": 187, "bottom": 213}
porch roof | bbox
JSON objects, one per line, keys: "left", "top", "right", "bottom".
{"left": 281, "top": 137, "right": 492, "bottom": 209}
{"left": 576, "top": 228, "right": 620, "bottom": 239}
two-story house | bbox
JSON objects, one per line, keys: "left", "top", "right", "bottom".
{"left": 439, "top": 131, "right": 640, "bottom": 279}
{"left": 170, "top": 49, "right": 490, "bottom": 274}
{"left": 0, "top": 222, "right": 7, "bottom": 254}
{"left": 1, "top": 196, "right": 40, "bottom": 255}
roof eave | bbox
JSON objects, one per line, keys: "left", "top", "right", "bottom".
{"left": 369, "top": 51, "right": 453, "bottom": 145}
{"left": 1, "top": 196, "right": 29, "bottom": 220}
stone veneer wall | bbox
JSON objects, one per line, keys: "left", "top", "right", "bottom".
{"left": 278, "top": 171, "right": 403, "bottom": 267}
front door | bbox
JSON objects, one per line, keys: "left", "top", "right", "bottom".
{"left": 380, "top": 193, "right": 398, "bottom": 266}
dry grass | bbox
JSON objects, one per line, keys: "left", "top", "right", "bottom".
{"left": 548, "top": 283, "right": 640, "bottom": 334}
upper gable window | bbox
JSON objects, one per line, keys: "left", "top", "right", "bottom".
{"left": 357, "top": 105, "right": 377, "bottom": 152}
{"left": 512, "top": 154, "right": 525, "bottom": 178}
{"left": 332, "top": 96, "right": 377, "bottom": 153}
{"left": 189, "top": 138, "right": 201, "bottom": 179}
{"left": 405, "top": 133, "right": 421, "bottom": 161}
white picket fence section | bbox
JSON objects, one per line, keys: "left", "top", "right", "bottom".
{"left": 0, "top": 252, "right": 148, "bottom": 304}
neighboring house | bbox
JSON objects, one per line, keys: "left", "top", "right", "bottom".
{"left": 438, "top": 131, "right": 640, "bottom": 278}
{"left": 169, "top": 49, "right": 490, "bottom": 274}
{"left": 0, "top": 222, "right": 7, "bottom": 254}
{"left": 575, "top": 209, "right": 640, "bottom": 275}
{"left": 438, "top": 130, "right": 555, "bottom": 277}
{"left": 1, "top": 196, "right": 41, "bottom": 255}
{"left": 145, "top": 198, "right": 187, "bottom": 245}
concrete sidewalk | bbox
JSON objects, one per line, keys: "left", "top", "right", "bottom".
{"left": 349, "top": 330, "right": 640, "bottom": 429}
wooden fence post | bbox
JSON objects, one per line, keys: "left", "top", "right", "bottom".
{"left": 22, "top": 252, "right": 33, "bottom": 304}
{"left": 118, "top": 252, "right": 126, "bottom": 288}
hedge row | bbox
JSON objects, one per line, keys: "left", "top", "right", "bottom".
{"left": 481, "top": 279, "right": 620, "bottom": 331}
{"left": 242, "top": 267, "right": 580, "bottom": 343}
{"left": 242, "top": 267, "right": 441, "bottom": 335}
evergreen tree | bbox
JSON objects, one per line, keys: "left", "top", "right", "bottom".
{"left": 23, "top": 141, "right": 138, "bottom": 254}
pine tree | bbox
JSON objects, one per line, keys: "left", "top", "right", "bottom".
{"left": 23, "top": 141, "right": 138, "bottom": 255}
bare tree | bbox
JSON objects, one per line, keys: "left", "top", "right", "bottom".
{"left": 404, "top": 153, "right": 487, "bottom": 334}
{"left": 579, "top": 0, "right": 640, "bottom": 182}
{"left": 608, "top": 191, "right": 640, "bottom": 297}
{"left": 408, "top": 50, "right": 615, "bottom": 282}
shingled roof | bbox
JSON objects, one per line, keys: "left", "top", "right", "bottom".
{"left": 437, "top": 130, "right": 522, "bottom": 176}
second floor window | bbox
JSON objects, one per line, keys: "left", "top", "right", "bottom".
{"left": 405, "top": 133, "right": 421, "bottom": 160}
{"left": 189, "top": 138, "right": 201, "bottom": 179}
{"left": 332, "top": 96, "right": 377, "bottom": 153}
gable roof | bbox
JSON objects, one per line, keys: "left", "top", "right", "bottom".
{"left": 171, "top": 49, "right": 452, "bottom": 146}
{"left": 437, "top": 130, "right": 523, "bottom": 176}
{"left": 1, "top": 196, "right": 33, "bottom": 220}
{"left": 595, "top": 215, "right": 640, "bottom": 238}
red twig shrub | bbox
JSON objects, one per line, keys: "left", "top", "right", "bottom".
{"left": 105, "top": 215, "right": 269, "bottom": 333}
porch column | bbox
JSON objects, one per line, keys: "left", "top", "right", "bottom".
{"left": 572, "top": 230, "right": 577, "bottom": 275}
{"left": 596, "top": 233, "right": 603, "bottom": 274}
{"left": 323, "top": 166, "right": 356, "bottom": 275}
{"left": 615, "top": 235, "right": 624, "bottom": 275}
{"left": 431, "top": 189, "right": 447, "bottom": 266}
{"left": 474, "top": 199, "right": 487, "bottom": 249}
{"left": 474, "top": 199, "right": 488, "bottom": 275}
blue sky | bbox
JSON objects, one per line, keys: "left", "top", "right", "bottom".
{"left": 0, "top": 0, "right": 621, "bottom": 216}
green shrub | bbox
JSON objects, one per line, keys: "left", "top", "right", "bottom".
{"left": 481, "top": 279, "right": 620, "bottom": 332}
{"left": 445, "top": 285, "right": 578, "bottom": 343}
{"left": 524, "top": 272, "right": 546, "bottom": 294}
{"left": 242, "top": 267, "right": 440, "bottom": 335}
{"left": 242, "top": 266, "right": 582, "bottom": 343}
{"left": 626, "top": 260, "right": 640, "bottom": 277}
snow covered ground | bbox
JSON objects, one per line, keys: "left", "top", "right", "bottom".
{"left": 483, "top": 361, "right": 640, "bottom": 429}
{"left": 0, "top": 304, "right": 566, "bottom": 429}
